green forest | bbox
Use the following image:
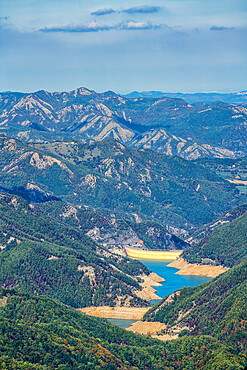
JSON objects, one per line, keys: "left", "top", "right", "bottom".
{"left": 0, "top": 288, "right": 245, "bottom": 369}
{"left": 183, "top": 211, "right": 247, "bottom": 267}
{"left": 0, "top": 194, "right": 150, "bottom": 308}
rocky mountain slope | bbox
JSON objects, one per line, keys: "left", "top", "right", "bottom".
{"left": 1, "top": 135, "right": 245, "bottom": 232}
{"left": 1, "top": 87, "right": 247, "bottom": 159}
{"left": 34, "top": 200, "right": 189, "bottom": 251}
{"left": 0, "top": 193, "right": 151, "bottom": 308}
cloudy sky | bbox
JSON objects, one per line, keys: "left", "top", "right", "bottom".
{"left": 0, "top": 0, "right": 247, "bottom": 93}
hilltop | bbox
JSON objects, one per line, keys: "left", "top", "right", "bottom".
{"left": 183, "top": 209, "right": 247, "bottom": 267}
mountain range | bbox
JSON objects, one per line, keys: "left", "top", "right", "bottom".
{"left": 1, "top": 87, "right": 247, "bottom": 159}
{"left": 1, "top": 134, "right": 245, "bottom": 235}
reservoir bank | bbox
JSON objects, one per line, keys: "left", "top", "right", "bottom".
{"left": 79, "top": 250, "right": 224, "bottom": 330}
{"left": 108, "top": 259, "right": 211, "bottom": 329}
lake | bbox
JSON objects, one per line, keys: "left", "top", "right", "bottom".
{"left": 140, "top": 259, "right": 211, "bottom": 303}
{"left": 109, "top": 259, "right": 211, "bottom": 328}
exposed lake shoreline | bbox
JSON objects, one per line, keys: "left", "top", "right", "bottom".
{"left": 78, "top": 256, "right": 228, "bottom": 337}
{"left": 79, "top": 271, "right": 164, "bottom": 319}
{"left": 135, "top": 272, "right": 165, "bottom": 301}
{"left": 168, "top": 258, "right": 229, "bottom": 278}
{"left": 78, "top": 306, "right": 150, "bottom": 320}
{"left": 125, "top": 247, "right": 183, "bottom": 260}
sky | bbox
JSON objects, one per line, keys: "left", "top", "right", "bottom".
{"left": 0, "top": 0, "right": 247, "bottom": 93}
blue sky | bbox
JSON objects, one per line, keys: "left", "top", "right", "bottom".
{"left": 0, "top": 0, "right": 247, "bottom": 93}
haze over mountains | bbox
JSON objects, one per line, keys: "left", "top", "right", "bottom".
{"left": 1, "top": 87, "right": 247, "bottom": 160}
{"left": 123, "top": 90, "right": 247, "bottom": 104}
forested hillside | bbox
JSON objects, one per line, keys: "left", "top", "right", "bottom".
{"left": 0, "top": 288, "right": 245, "bottom": 369}
{"left": 144, "top": 259, "right": 247, "bottom": 355}
{"left": 183, "top": 211, "right": 247, "bottom": 267}
{"left": 186, "top": 203, "right": 247, "bottom": 245}
{"left": 2, "top": 194, "right": 246, "bottom": 369}
{"left": 1, "top": 135, "right": 246, "bottom": 233}
{"left": 196, "top": 156, "right": 247, "bottom": 195}
{"left": 0, "top": 194, "right": 150, "bottom": 308}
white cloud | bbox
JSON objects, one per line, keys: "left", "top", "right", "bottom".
{"left": 119, "top": 21, "right": 162, "bottom": 30}
{"left": 40, "top": 21, "right": 165, "bottom": 33}
{"left": 91, "top": 8, "right": 116, "bottom": 16}
{"left": 40, "top": 21, "right": 112, "bottom": 33}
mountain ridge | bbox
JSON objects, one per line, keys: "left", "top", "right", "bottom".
{"left": 0, "top": 192, "right": 152, "bottom": 308}
{"left": 123, "top": 90, "right": 247, "bottom": 104}
{"left": 1, "top": 134, "right": 245, "bottom": 233}
{"left": 183, "top": 209, "right": 247, "bottom": 267}
{"left": 1, "top": 87, "right": 247, "bottom": 159}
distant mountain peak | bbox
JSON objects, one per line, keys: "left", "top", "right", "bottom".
{"left": 71, "top": 87, "right": 95, "bottom": 97}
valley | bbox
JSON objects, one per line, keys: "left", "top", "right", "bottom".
{"left": 1, "top": 288, "right": 245, "bottom": 369}
{"left": 2, "top": 0, "right": 247, "bottom": 361}
{"left": 0, "top": 87, "right": 246, "bottom": 369}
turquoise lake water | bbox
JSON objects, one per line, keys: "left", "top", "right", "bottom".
{"left": 109, "top": 259, "right": 211, "bottom": 329}
{"left": 139, "top": 259, "right": 211, "bottom": 304}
